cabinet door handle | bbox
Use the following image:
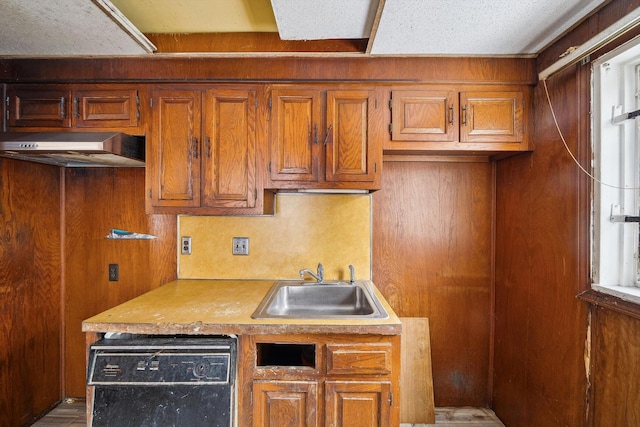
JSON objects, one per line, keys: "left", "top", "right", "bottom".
{"left": 206, "top": 136, "right": 211, "bottom": 158}
{"left": 73, "top": 97, "right": 80, "bottom": 118}
{"left": 323, "top": 124, "right": 333, "bottom": 145}
{"left": 448, "top": 105, "right": 454, "bottom": 125}
{"left": 192, "top": 137, "right": 199, "bottom": 159}
{"left": 461, "top": 105, "right": 468, "bottom": 126}
{"left": 60, "top": 97, "right": 66, "bottom": 119}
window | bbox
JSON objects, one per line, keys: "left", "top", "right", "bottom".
{"left": 592, "top": 36, "right": 640, "bottom": 303}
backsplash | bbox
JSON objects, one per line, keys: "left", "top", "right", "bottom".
{"left": 178, "top": 193, "right": 371, "bottom": 280}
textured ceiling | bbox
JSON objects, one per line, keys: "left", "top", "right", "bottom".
{"left": 0, "top": 0, "right": 153, "bottom": 56}
{"left": 0, "top": 0, "right": 611, "bottom": 57}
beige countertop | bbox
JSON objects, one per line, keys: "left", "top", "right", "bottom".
{"left": 82, "top": 279, "right": 401, "bottom": 336}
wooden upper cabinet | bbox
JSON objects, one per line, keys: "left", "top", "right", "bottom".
{"left": 149, "top": 89, "right": 201, "bottom": 208}
{"left": 268, "top": 86, "right": 382, "bottom": 190}
{"left": 460, "top": 91, "right": 523, "bottom": 143}
{"left": 269, "top": 88, "right": 322, "bottom": 182}
{"left": 73, "top": 89, "right": 140, "bottom": 128}
{"left": 326, "top": 90, "right": 381, "bottom": 184}
{"left": 386, "top": 86, "right": 531, "bottom": 154}
{"left": 390, "top": 90, "right": 457, "bottom": 142}
{"left": 6, "top": 84, "right": 144, "bottom": 132}
{"left": 201, "top": 89, "right": 257, "bottom": 209}
{"left": 7, "top": 87, "right": 72, "bottom": 128}
{"left": 147, "top": 85, "right": 264, "bottom": 215}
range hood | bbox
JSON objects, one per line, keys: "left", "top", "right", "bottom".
{"left": 0, "top": 132, "right": 145, "bottom": 167}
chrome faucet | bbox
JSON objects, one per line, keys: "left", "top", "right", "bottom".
{"left": 300, "top": 263, "right": 324, "bottom": 283}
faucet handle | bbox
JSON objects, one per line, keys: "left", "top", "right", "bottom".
{"left": 348, "top": 265, "right": 355, "bottom": 284}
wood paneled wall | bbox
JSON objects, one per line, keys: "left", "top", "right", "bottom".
{"left": 589, "top": 308, "right": 640, "bottom": 426}
{"left": 63, "top": 168, "right": 176, "bottom": 397}
{"left": 0, "top": 159, "right": 62, "bottom": 426}
{"left": 495, "top": 0, "right": 640, "bottom": 425}
{"left": 494, "top": 67, "right": 590, "bottom": 425}
{"left": 373, "top": 160, "right": 493, "bottom": 406}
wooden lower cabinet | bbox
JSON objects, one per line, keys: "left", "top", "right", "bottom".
{"left": 325, "top": 381, "right": 392, "bottom": 427}
{"left": 253, "top": 381, "right": 319, "bottom": 427}
{"left": 239, "top": 334, "right": 400, "bottom": 427}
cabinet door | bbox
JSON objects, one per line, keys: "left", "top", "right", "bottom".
{"left": 390, "top": 90, "right": 457, "bottom": 142}
{"left": 7, "top": 87, "right": 71, "bottom": 128}
{"left": 73, "top": 89, "right": 139, "bottom": 128}
{"left": 202, "top": 89, "right": 257, "bottom": 208}
{"left": 270, "top": 88, "right": 322, "bottom": 182}
{"left": 325, "top": 381, "right": 392, "bottom": 427}
{"left": 149, "top": 89, "right": 201, "bottom": 207}
{"left": 253, "top": 381, "right": 319, "bottom": 427}
{"left": 460, "top": 91, "right": 524, "bottom": 143}
{"left": 325, "top": 90, "right": 381, "bottom": 183}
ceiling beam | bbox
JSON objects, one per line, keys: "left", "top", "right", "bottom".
{"left": 366, "top": 0, "right": 386, "bottom": 54}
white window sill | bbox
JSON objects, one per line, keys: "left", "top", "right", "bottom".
{"left": 592, "top": 284, "right": 640, "bottom": 305}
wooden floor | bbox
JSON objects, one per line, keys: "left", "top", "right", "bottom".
{"left": 32, "top": 400, "right": 505, "bottom": 426}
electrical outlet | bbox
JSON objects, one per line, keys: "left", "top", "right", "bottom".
{"left": 181, "top": 236, "right": 192, "bottom": 255}
{"left": 108, "top": 264, "right": 119, "bottom": 281}
{"left": 232, "top": 237, "right": 249, "bottom": 255}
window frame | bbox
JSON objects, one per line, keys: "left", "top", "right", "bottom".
{"left": 591, "top": 35, "right": 640, "bottom": 305}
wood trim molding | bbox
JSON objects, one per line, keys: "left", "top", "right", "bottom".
{"left": 578, "top": 288, "right": 640, "bottom": 320}
{"left": 0, "top": 56, "right": 536, "bottom": 85}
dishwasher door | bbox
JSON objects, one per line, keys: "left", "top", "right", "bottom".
{"left": 87, "top": 336, "right": 236, "bottom": 427}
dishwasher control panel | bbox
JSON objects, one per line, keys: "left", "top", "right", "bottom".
{"left": 88, "top": 336, "right": 235, "bottom": 385}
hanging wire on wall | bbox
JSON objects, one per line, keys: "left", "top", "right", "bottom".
{"left": 542, "top": 77, "right": 638, "bottom": 191}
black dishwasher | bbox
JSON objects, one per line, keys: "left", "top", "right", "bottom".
{"left": 87, "top": 335, "right": 236, "bottom": 427}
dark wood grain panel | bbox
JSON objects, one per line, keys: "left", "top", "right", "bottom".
{"left": 0, "top": 159, "right": 62, "bottom": 426}
{"left": 493, "top": 59, "right": 590, "bottom": 427}
{"left": 536, "top": 0, "right": 640, "bottom": 73}
{"left": 590, "top": 307, "right": 640, "bottom": 426}
{"left": 147, "top": 32, "right": 368, "bottom": 53}
{"left": 63, "top": 168, "right": 176, "bottom": 397}
{"left": 0, "top": 56, "right": 536, "bottom": 85}
{"left": 372, "top": 160, "right": 492, "bottom": 406}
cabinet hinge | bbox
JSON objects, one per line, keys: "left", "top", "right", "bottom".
{"left": 388, "top": 98, "right": 392, "bottom": 110}
{"left": 389, "top": 391, "right": 393, "bottom": 406}
{"left": 388, "top": 123, "right": 392, "bottom": 136}
{"left": 149, "top": 188, "right": 153, "bottom": 199}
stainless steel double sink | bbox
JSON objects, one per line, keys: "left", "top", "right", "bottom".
{"left": 251, "top": 280, "right": 389, "bottom": 319}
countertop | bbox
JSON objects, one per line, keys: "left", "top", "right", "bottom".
{"left": 82, "top": 279, "right": 402, "bottom": 336}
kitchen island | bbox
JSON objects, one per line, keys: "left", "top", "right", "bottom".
{"left": 83, "top": 279, "right": 402, "bottom": 426}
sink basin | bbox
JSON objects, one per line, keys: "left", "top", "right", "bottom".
{"left": 251, "top": 280, "right": 389, "bottom": 319}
